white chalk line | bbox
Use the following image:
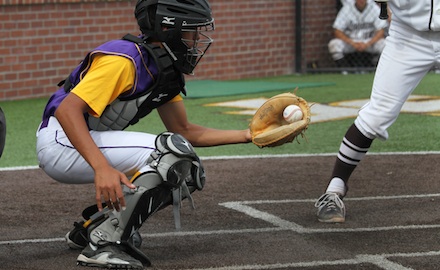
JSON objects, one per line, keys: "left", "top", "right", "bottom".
{"left": 204, "top": 193, "right": 440, "bottom": 270}
{"left": 219, "top": 193, "right": 440, "bottom": 234}
{"left": 2, "top": 153, "right": 440, "bottom": 269}
{"left": 180, "top": 251, "right": 440, "bottom": 270}
{"left": 226, "top": 192, "right": 440, "bottom": 205}
{"left": 2, "top": 151, "right": 440, "bottom": 172}
{"left": 2, "top": 194, "right": 440, "bottom": 269}
{"left": 1, "top": 193, "right": 439, "bottom": 237}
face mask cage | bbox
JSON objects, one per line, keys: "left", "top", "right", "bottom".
{"left": 180, "top": 23, "right": 214, "bottom": 74}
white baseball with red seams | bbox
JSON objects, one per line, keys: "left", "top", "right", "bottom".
{"left": 283, "top": 105, "right": 303, "bottom": 123}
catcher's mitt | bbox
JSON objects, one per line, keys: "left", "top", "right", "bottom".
{"left": 249, "top": 92, "right": 310, "bottom": 147}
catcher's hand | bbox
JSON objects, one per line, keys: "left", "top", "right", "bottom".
{"left": 249, "top": 92, "right": 310, "bottom": 148}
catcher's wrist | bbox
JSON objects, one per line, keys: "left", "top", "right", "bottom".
{"left": 244, "top": 129, "right": 252, "bottom": 143}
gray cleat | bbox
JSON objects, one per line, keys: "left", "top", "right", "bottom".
{"left": 77, "top": 243, "right": 144, "bottom": 269}
{"left": 315, "top": 192, "right": 346, "bottom": 223}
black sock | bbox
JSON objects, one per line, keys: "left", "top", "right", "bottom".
{"left": 331, "top": 123, "right": 373, "bottom": 184}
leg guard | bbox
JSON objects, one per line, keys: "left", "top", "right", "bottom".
{"left": 86, "top": 132, "right": 205, "bottom": 266}
{"left": 148, "top": 132, "right": 206, "bottom": 229}
{"left": 86, "top": 171, "right": 168, "bottom": 266}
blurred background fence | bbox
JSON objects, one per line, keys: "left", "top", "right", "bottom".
{"left": 313, "top": 0, "right": 390, "bottom": 74}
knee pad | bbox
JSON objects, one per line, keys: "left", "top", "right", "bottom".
{"left": 147, "top": 132, "right": 206, "bottom": 229}
{"left": 148, "top": 131, "right": 205, "bottom": 191}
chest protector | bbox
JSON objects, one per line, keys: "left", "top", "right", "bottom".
{"left": 86, "top": 34, "right": 186, "bottom": 131}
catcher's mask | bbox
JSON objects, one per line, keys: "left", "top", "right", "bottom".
{"left": 134, "top": 0, "right": 215, "bottom": 75}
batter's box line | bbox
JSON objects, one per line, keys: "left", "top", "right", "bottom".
{"left": 180, "top": 250, "right": 440, "bottom": 270}
{"left": 3, "top": 193, "right": 440, "bottom": 246}
{"left": 219, "top": 193, "right": 440, "bottom": 234}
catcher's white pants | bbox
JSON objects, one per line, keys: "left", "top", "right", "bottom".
{"left": 355, "top": 20, "right": 440, "bottom": 140}
{"left": 36, "top": 116, "right": 156, "bottom": 184}
{"left": 328, "top": 38, "right": 386, "bottom": 61}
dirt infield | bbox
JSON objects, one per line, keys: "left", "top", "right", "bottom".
{"left": 1, "top": 154, "right": 440, "bottom": 270}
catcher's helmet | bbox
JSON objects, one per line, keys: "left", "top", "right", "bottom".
{"left": 134, "top": 0, "right": 215, "bottom": 75}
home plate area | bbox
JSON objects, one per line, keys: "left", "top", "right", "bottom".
{"left": 1, "top": 154, "right": 440, "bottom": 269}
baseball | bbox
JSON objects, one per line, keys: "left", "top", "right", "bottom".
{"left": 283, "top": 104, "right": 303, "bottom": 123}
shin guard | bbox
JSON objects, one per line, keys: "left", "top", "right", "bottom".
{"left": 84, "top": 132, "right": 205, "bottom": 266}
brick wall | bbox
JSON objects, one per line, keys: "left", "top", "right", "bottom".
{"left": 302, "top": 0, "right": 338, "bottom": 69}
{"left": 0, "top": 0, "right": 337, "bottom": 101}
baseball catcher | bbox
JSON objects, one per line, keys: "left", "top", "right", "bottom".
{"left": 250, "top": 92, "right": 310, "bottom": 147}
{"left": 36, "top": 0, "right": 252, "bottom": 268}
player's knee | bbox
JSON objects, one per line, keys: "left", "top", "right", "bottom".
{"left": 148, "top": 131, "right": 205, "bottom": 192}
{"left": 328, "top": 39, "right": 344, "bottom": 55}
{"left": 354, "top": 118, "right": 388, "bottom": 140}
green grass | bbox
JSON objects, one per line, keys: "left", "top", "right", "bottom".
{"left": 1, "top": 72, "right": 439, "bottom": 168}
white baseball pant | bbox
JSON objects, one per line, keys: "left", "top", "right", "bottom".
{"left": 36, "top": 116, "right": 156, "bottom": 184}
{"left": 355, "top": 20, "right": 440, "bottom": 140}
